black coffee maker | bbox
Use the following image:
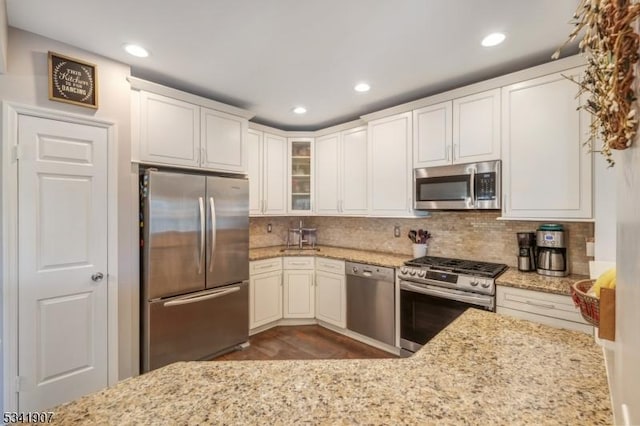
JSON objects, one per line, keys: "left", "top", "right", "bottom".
{"left": 516, "top": 232, "right": 536, "bottom": 272}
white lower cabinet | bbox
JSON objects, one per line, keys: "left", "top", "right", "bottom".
{"left": 283, "top": 270, "right": 315, "bottom": 318}
{"left": 315, "top": 258, "right": 346, "bottom": 328}
{"left": 496, "top": 285, "right": 592, "bottom": 333}
{"left": 283, "top": 257, "right": 315, "bottom": 318}
{"left": 250, "top": 257, "right": 347, "bottom": 330}
{"left": 249, "top": 259, "right": 283, "bottom": 329}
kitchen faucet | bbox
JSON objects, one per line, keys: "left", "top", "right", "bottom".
{"left": 287, "top": 219, "right": 316, "bottom": 249}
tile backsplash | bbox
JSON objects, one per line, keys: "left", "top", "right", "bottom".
{"left": 250, "top": 213, "right": 594, "bottom": 275}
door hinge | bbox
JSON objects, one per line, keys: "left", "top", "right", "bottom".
{"left": 12, "top": 145, "right": 22, "bottom": 162}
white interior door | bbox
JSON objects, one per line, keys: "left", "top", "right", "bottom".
{"left": 17, "top": 115, "right": 109, "bottom": 411}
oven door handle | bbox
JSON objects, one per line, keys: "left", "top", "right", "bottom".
{"left": 400, "top": 281, "right": 493, "bottom": 308}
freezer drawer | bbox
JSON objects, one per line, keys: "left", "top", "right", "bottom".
{"left": 142, "top": 282, "right": 249, "bottom": 372}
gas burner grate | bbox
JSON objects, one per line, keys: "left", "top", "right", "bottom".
{"left": 405, "top": 255, "right": 507, "bottom": 278}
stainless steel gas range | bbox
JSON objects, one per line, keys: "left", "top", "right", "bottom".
{"left": 398, "top": 255, "right": 507, "bottom": 357}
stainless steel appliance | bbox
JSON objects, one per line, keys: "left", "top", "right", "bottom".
{"left": 346, "top": 262, "right": 395, "bottom": 346}
{"left": 536, "top": 224, "right": 568, "bottom": 277}
{"left": 517, "top": 232, "right": 537, "bottom": 272}
{"left": 141, "top": 168, "right": 249, "bottom": 372}
{"left": 398, "top": 256, "right": 507, "bottom": 356}
{"left": 414, "top": 160, "right": 501, "bottom": 210}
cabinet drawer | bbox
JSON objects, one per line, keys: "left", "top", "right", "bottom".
{"left": 250, "top": 258, "right": 282, "bottom": 275}
{"left": 283, "top": 257, "right": 314, "bottom": 270}
{"left": 315, "top": 258, "right": 345, "bottom": 274}
{"left": 496, "top": 285, "right": 588, "bottom": 325}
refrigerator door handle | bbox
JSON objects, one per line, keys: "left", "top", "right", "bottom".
{"left": 198, "top": 196, "right": 205, "bottom": 274}
{"left": 163, "top": 286, "right": 241, "bottom": 307}
{"left": 209, "top": 196, "right": 216, "bottom": 272}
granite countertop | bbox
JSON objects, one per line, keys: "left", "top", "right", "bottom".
{"left": 250, "top": 245, "right": 411, "bottom": 268}
{"left": 251, "top": 247, "right": 590, "bottom": 297}
{"left": 497, "top": 267, "right": 590, "bottom": 296}
{"left": 50, "top": 310, "right": 610, "bottom": 425}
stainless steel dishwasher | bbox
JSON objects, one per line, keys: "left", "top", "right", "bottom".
{"left": 346, "top": 261, "right": 395, "bottom": 346}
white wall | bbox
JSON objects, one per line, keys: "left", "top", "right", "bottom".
{"left": 0, "top": 0, "right": 7, "bottom": 73}
{"left": 594, "top": 150, "right": 617, "bottom": 262}
{"left": 0, "top": 28, "right": 138, "bottom": 407}
{"left": 615, "top": 136, "right": 640, "bottom": 424}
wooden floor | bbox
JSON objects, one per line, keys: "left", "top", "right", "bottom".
{"left": 212, "top": 325, "right": 397, "bottom": 361}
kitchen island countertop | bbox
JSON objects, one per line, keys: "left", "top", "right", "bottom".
{"left": 50, "top": 309, "right": 610, "bottom": 425}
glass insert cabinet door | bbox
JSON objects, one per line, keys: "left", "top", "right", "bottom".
{"left": 288, "top": 138, "right": 313, "bottom": 213}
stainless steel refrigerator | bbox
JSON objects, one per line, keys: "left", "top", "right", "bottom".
{"left": 141, "top": 169, "right": 249, "bottom": 372}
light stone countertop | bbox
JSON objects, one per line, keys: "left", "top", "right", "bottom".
{"left": 50, "top": 309, "right": 610, "bottom": 425}
{"left": 250, "top": 246, "right": 589, "bottom": 297}
{"left": 250, "top": 245, "right": 412, "bottom": 268}
{"left": 496, "top": 267, "right": 590, "bottom": 296}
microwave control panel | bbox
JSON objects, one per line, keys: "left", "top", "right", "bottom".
{"left": 475, "top": 172, "right": 496, "bottom": 200}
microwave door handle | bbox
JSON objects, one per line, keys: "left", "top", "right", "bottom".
{"left": 469, "top": 168, "right": 476, "bottom": 207}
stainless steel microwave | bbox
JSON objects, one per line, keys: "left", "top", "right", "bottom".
{"left": 414, "top": 160, "right": 501, "bottom": 210}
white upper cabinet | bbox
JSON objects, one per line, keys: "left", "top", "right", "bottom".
{"left": 263, "top": 133, "right": 288, "bottom": 215}
{"left": 200, "top": 107, "right": 247, "bottom": 173}
{"left": 247, "top": 130, "right": 287, "bottom": 216}
{"left": 247, "top": 129, "right": 263, "bottom": 215}
{"left": 413, "top": 101, "right": 453, "bottom": 168}
{"left": 314, "top": 127, "right": 368, "bottom": 215}
{"left": 501, "top": 69, "right": 593, "bottom": 219}
{"left": 315, "top": 133, "right": 341, "bottom": 215}
{"left": 139, "top": 91, "right": 200, "bottom": 168}
{"left": 340, "top": 127, "right": 368, "bottom": 215}
{"left": 132, "top": 81, "right": 252, "bottom": 173}
{"left": 368, "top": 112, "right": 413, "bottom": 216}
{"left": 288, "top": 138, "right": 314, "bottom": 215}
{"left": 452, "top": 88, "right": 501, "bottom": 163}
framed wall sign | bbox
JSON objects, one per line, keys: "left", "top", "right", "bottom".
{"left": 48, "top": 52, "right": 98, "bottom": 109}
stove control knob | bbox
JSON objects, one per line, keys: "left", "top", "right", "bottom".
{"left": 400, "top": 267, "right": 408, "bottom": 275}
{"left": 481, "top": 281, "right": 490, "bottom": 289}
{"left": 470, "top": 280, "right": 479, "bottom": 287}
{"left": 417, "top": 270, "right": 426, "bottom": 278}
{"left": 409, "top": 269, "right": 417, "bottom": 276}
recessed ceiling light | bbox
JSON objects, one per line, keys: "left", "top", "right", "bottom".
{"left": 481, "top": 33, "right": 506, "bottom": 47}
{"left": 293, "top": 106, "right": 307, "bottom": 114}
{"left": 354, "top": 83, "right": 371, "bottom": 92}
{"left": 124, "top": 44, "right": 149, "bottom": 58}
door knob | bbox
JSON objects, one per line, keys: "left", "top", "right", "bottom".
{"left": 91, "top": 272, "right": 104, "bottom": 282}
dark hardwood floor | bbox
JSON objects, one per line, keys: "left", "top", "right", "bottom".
{"left": 212, "top": 325, "right": 397, "bottom": 361}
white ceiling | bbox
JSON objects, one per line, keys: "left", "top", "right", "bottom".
{"left": 6, "top": 0, "right": 580, "bottom": 130}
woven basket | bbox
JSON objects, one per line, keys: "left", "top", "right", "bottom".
{"left": 571, "top": 279, "right": 599, "bottom": 326}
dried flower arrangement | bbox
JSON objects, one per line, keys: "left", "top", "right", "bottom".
{"left": 553, "top": 0, "right": 640, "bottom": 166}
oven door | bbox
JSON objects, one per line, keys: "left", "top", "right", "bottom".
{"left": 399, "top": 280, "right": 494, "bottom": 355}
